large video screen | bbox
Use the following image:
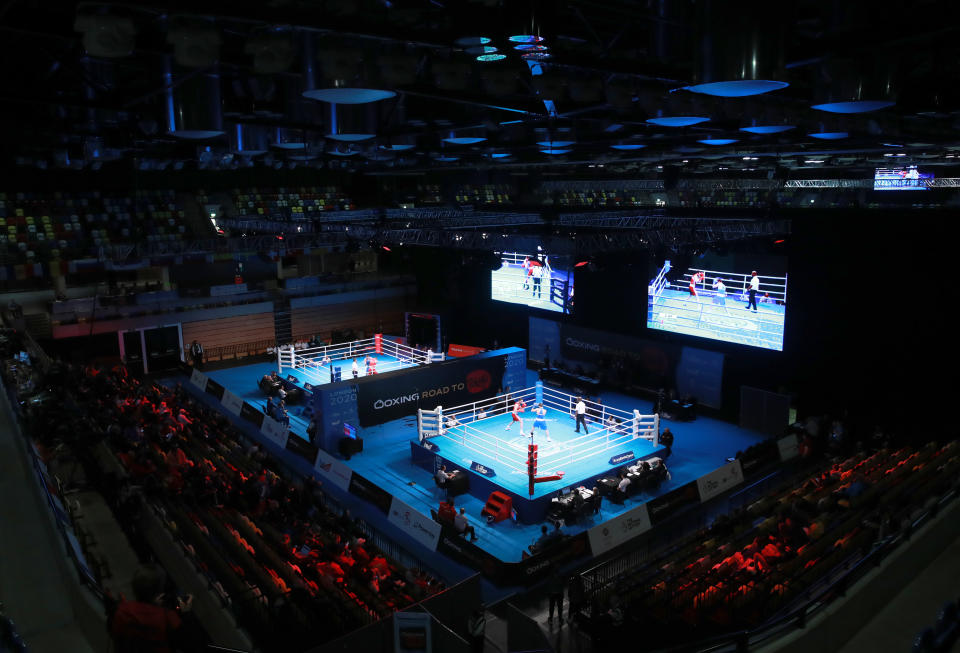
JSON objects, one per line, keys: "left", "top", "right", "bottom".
{"left": 491, "top": 251, "right": 573, "bottom": 314}
{"left": 874, "top": 166, "right": 933, "bottom": 191}
{"left": 647, "top": 258, "right": 787, "bottom": 351}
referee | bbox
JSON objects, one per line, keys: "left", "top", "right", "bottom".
{"left": 574, "top": 396, "right": 589, "bottom": 434}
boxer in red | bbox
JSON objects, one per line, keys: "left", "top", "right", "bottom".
{"left": 504, "top": 399, "right": 527, "bottom": 432}
{"left": 688, "top": 271, "right": 705, "bottom": 296}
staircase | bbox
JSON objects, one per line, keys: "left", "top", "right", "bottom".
{"left": 272, "top": 294, "right": 292, "bottom": 345}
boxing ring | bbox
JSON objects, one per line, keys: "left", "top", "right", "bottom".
{"left": 277, "top": 335, "right": 442, "bottom": 387}
{"left": 411, "top": 382, "right": 663, "bottom": 522}
{"left": 648, "top": 260, "right": 787, "bottom": 351}
{"left": 491, "top": 251, "right": 572, "bottom": 313}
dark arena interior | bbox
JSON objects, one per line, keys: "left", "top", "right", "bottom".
{"left": 1, "top": 2, "right": 959, "bottom": 652}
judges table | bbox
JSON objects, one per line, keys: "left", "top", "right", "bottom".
{"left": 446, "top": 470, "right": 469, "bottom": 497}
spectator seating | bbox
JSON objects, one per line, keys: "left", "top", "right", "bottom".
{"left": 577, "top": 441, "right": 959, "bottom": 647}
{"left": 232, "top": 187, "right": 354, "bottom": 221}
{"left": 453, "top": 184, "right": 513, "bottom": 206}
{"left": 0, "top": 189, "right": 191, "bottom": 264}
{"left": 3, "top": 346, "right": 443, "bottom": 652}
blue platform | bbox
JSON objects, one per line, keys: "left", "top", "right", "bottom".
{"left": 204, "top": 363, "right": 768, "bottom": 564}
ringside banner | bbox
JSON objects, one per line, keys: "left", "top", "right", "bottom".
{"left": 587, "top": 503, "right": 652, "bottom": 556}
{"left": 696, "top": 459, "right": 745, "bottom": 503}
{"left": 387, "top": 496, "right": 441, "bottom": 551}
{"left": 260, "top": 416, "right": 290, "bottom": 449}
{"left": 314, "top": 447, "right": 354, "bottom": 491}
{"left": 777, "top": 433, "right": 799, "bottom": 461}
{"left": 189, "top": 369, "right": 208, "bottom": 391}
{"left": 220, "top": 389, "right": 243, "bottom": 416}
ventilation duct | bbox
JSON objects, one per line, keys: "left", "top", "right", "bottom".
{"left": 231, "top": 124, "right": 270, "bottom": 155}
{"left": 164, "top": 57, "right": 224, "bottom": 139}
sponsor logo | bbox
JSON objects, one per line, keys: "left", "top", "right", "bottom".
{"left": 622, "top": 516, "right": 648, "bottom": 532}
{"left": 421, "top": 383, "right": 464, "bottom": 399}
{"left": 465, "top": 369, "right": 492, "bottom": 394}
{"left": 565, "top": 337, "right": 601, "bottom": 352}
{"left": 524, "top": 560, "right": 551, "bottom": 575}
{"left": 373, "top": 393, "right": 420, "bottom": 410}
{"left": 609, "top": 451, "right": 635, "bottom": 465}
{"left": 328, "top": 392, "right": 356, "bottom": 405}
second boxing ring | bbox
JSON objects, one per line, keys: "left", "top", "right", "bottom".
{"left": 410, "top": 382, "right": 664, "bottom": 522}
{"left": 276, "top": 335, "right": 442, "bottom": 387}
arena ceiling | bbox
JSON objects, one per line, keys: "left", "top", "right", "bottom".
{"left": 1, "top": 0, "right": 959, "bottom": 176}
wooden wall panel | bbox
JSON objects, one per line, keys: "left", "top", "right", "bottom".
{"left": 291, "top": 296, "right": 405, "bottom": 342}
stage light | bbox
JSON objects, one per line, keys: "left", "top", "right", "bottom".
{"left": 610, "top": 144, "right": 646, "bottom": 150}
{"left": 575, "top": 261, "right": 590, "bottom": 268}
{"left": 509, "top": 35, "right": 544, "bottom": 43}
{"left": 382, "top": 246, "right": 391, "bottom": 252}
{"left": 476, "top": 54, "right": 507, "bottom": 62}
{"left": 521, "top": 52, "right": 552, "bottom": 61}
{"left": 646, "top": 116, "right": 710, "bottom": 127}
{"left": 465, "top": 46, "right": 498, "bottom": 55}
{"left": 442, "top": 137, "right": 487, "bottom": 145}
{"left": 454, "top": 36, "right": 491, "bottom": 47}
{"left": 536, "top": 140, "right": 574, "bottom": 147}
{"left": 812, "top": 100, "right": 894, "bottom": 113}
{"left": 809, "top": 132, "right": 848, "bottom": 140}
{"left": 739, "top": 125, "right": 795, "bottom": 134}
{"left": 514, "top": 44, "right": 548, "bottom": 51}
{"left": 686, "top": 80, "right": 788, "bottom": 97}
{"left": 303, "top": 88, "right": 396, "bottom": 103}
{"left": 697, "top": 138, "right": 738, "bottom": 146}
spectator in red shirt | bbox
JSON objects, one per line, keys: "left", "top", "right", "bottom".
{"left": 108, "top": 564, "right": 201, "bottom": 653}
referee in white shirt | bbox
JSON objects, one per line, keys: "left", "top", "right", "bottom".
{"left": 746, "top": 271, "right": 759, "bottom": 313}
{"left": 574, "top": 397, "right": 589, "bottom": 434}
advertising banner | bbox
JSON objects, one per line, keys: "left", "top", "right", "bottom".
{"left": 388, "top": 496, "right": 442, "bottom": 551}
{"left": 777, "top": 433, "right": 799, "bottom": 461}
{"left": 502, "top": 348, "right": 527, "bottom": 395}
{"left": 205, "top": 378, "right": 225, "bottom": 401}
{"left": 314, "top": 448, "right": 354, "bottom": 491}
{"left": 587, "top": 504, "right": 652, "bottom": 556}
{"left": 313, "top": 384, "right": 360, "bottom": 453}
{"left": 646, "top": 482, "right": 700, "bottom": 525}
{"left": 220, "top": 389, "right": 243, "bottom": 416}
{"left": 355, "top": 354, "right": 506, "bottom": 426}
{"left": 696, "top": 459, "right": 745, "bottom": 503}
{"left": 239, "top": 402, "right": 265, "bottom": 429}
{"left": 348, "top": 472, "right": 393, "bottom": 514}
{"left": 189, "top": 369, "right": 208, "bottom": 391}
{"left": 447, "top": 344, "right": 485, "bottom": 357}
{"left": 260, "top": 416, "right": 290, "bottom": 449}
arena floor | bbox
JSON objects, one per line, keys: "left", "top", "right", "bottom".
{"left": 204, "top": 364, "right": 768, "bottom": 564}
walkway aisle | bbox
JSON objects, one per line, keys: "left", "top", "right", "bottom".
{"left": 0, "top": 393, "right": 99, "bottom": 653}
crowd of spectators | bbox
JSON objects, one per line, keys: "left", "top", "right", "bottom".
{"left": 2, "top": 337, "right": 444, "bottom": 652}
{"left": 577, "top": 431, "right": 958, "bottom": 648}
